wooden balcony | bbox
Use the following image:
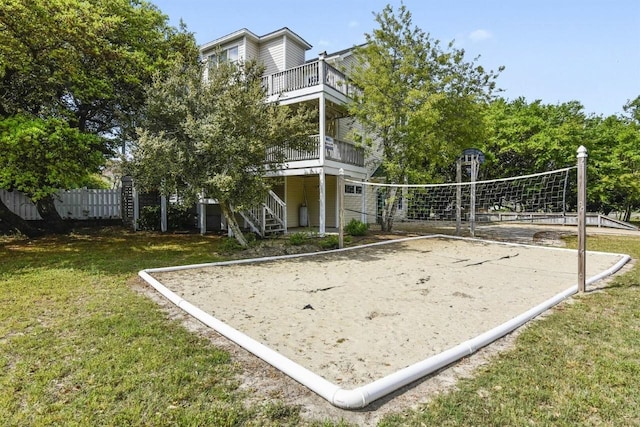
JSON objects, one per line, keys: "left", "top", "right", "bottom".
{"left": 266, "top": 135, "right": 364, "bottom": 167}
{"left": 261, "top": 60, "right": 357, "bottom": 98}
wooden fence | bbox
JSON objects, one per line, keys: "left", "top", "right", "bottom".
{"left": 0, "top": 188, "right": 121, "bottom": 220}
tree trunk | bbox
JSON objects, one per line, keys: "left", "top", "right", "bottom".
{"left": 219, "top": 200, "right": 248, "bottom": 247}
{"left": 0, "top": 196, "right": 44, "bottom": 237}
{"left": 381, "top": 187, "right": 398, "bottom": 232}
{"left": 35, "top": 194, "right": 68, "bottom": 233}
{"left": 623, "top": 204, "right": 632, "bottom": 223}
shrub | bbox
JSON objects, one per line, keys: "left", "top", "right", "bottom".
{"left": 318, "top": 235, "right": 350, "bottom": 249}
{"left": 137, "top": 205, "right": 161, "bottom": 231}
{"left": 168, "top": 205, "right": 196, "bottom": 230}
{"left": 344, "top": 218, "right": 369, "bottom": 236}
{"left": 318, "top": 235, "right": 339, "bottom": 249}
{"left": 289, "top": 232, "right": 308, "bottom": 246}
{"left": 136, "top": 204, "right": 197, "bottom": 231}
{"left": 219, "top": 237, "right": 242, "bottom": 253}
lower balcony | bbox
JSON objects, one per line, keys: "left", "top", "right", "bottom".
{"left": 266, "top": 135, "right": 364, "bottom": 167}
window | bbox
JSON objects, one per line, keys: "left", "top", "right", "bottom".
{"left": 209, "top": 46, "right": 239, "bottom": 67}
{"left": 345, "top": 184, "right": 363, "bottom": 195}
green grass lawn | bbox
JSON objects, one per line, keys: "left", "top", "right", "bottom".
{"left": 1, "top": 228, "right": 639, "bottom": 426}
{"left": 380, "top": 234, "right": 640, "bottom": 426}
{"left": 0, "top": 229, "right": 338, "bottom": 426}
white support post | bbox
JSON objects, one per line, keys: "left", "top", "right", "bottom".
{"left": 577, "top": 145, "right": 588, "bottom": 292}
{"left": 133, "top": 187, "right": 139, "bottom": 231}
{"left": 160, "top": 194, "right": 167, "bottom": 232}
{"left": 199, "top": 202, "right": 206, "bottom": 235}
{"left": 319, "top": 169, "right": 326, "bottom": 236}
{"left": 338, "top": 169, "right": 345, "bottom": 249}
{"left": 319, "top": 93, "right": 326, "bottom": 165}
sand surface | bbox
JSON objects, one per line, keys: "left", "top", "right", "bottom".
{"left": 151, "top": 236, "right": 625, "bottom": 389}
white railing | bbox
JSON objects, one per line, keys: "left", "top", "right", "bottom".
{"left": 238, "top": 190, "right": 287, "bottom": 237}
{"left": 325, "top": 138, "right": 365, "bottom": 167}
{"left": 265, "top": 135, "right": 321, "bottom": 163}
{"left": 266, "top": 134, "right": 364, "bottom": 167}
{"left": 261, "top": 60, "right": 354, "bottom": 97}
{"left": 265, "top": 189, "right": 287, "bottom": 231}
{"left": 0, "top": 188, "right": 121, "bottom": 220}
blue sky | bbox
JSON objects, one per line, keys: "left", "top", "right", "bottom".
{"left": 150, "top": 0, "right": 639, "bottom": 117}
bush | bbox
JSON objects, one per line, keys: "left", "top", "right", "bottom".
{"left": 168, "top": 205, "right": 196, "bottom": 230}
{"left": 344, "top": 218, "right": 369, "bottom": 236}
{"left": 318, "top": 235, "right": 339, "bottom": 249}
{"left": 318, "top": 235, "right": 350, "bottom": 249}
{"left": 136, "top": 204, "right": 197, "bottom": 231}
{"left": 219, "top": 237, "right": 242, "bottom": 253}
{"left": 289, "top": 232, "right": 308, "bottom": 246}
{"left": 137, "top": 205, "right": 161, "bottom": 231}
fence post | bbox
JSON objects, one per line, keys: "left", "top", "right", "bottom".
{"left": 338, "top": 169, "right": 345, "bottom": 249}
{"left": 577, "top": 145, "right": 588, "bottom": 292}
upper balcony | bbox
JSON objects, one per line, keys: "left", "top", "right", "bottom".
{"left": 261, "top": 60, "right": 357, "bottom": 99}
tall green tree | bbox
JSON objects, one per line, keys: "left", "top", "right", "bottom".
{"left": 0, "top": 0, "right": 197, "bottom": 234}
{"left": 481, "top": 96, "right": 640, "bottom": 220}
{"left": 480, "top": 98, "right": 587, "bottom": 179}
{"left": 587, "top": 96, "right": 640, "bottom": 220}
{"left": 0, "top": 115, "right": 104, "bottom": 235}
{"left": 348, "top": 3, "right": 501, "bottom": 231}
{"left": 132, "top": 57, "right": 315, "bottom": 247}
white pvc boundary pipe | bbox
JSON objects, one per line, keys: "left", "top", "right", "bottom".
{"left": 138, "top": 235, "right": 630, "bottom": 409}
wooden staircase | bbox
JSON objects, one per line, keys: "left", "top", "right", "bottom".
{"left": 239, "top": 190, "right": 287, "bottom": 237}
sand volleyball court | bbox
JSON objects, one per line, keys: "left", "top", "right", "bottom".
{"left": 140, "top": 235, "right": 628, "bottom": 407}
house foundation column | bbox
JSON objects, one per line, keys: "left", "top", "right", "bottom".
{"left": 319, "top": 170, "right": 326, "bottom": 235}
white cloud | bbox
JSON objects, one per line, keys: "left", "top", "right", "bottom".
{"left": 317, "top": 39, "right": 331, "bottom": 47}
{"left": 469, "top": 29, "right": 493, "bottom": 43}
{"left": 348, "top": 20, "right": 359, "bottom": 29}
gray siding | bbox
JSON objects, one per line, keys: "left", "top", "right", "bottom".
{"left": 285, "top": 36, "right": 307, "bottom": 69}
{"left": 245, "top": 38, "right": 259, "bottom": 62}
{"left": 337, "top": 117, "right": 358, "bottom": 141}
{"left": 259, "top": 37, "right": 285, "bottom": 74}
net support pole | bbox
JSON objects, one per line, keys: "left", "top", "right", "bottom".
{"left": 338, "top": 169, "right": 345, "bottom": 249}
{"left": 577, "top": 145, "right": 588, "bottom": 292}
{"left": 456, "top": 158, "right": 462, "bottom": 236}
{"left": 470, "top": 158, "right": 478, "bottom": 237}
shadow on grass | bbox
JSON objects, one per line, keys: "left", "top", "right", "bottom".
{"left": 0, "top": 227, "right": 225, "bottom": 276}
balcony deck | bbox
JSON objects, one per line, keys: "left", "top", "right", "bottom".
{"left": 261, "top": 60, "right": 356, "bottom": 98}
{"left": 266, "top": 135, "right": 365, "bottom": 168}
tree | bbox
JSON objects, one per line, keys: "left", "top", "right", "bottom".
{"left": 0, "top": 0, "right": 197, "bottom": 234}
{"left": 480, "top": 96, "right": 640, "bottom": 220}
{"left": 132, "top": 57, "right": 315, "bottom": 247}
{"left": 0, "top": 115, "right": 104, "bottom": 235}
{"left": 480, "top": 98, "right": 587, "bottom": 179}
{"left": 348, "top": 4, "right": 501, "bottom": 231}
{"left": 586, "top": 96, "right": 640, "bottom": 220}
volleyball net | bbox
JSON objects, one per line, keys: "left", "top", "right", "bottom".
{"left": 343, "top": 166, "right": 577, "bottom": 234}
